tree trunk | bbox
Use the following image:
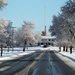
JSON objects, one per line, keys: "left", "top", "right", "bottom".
{"left": 23, "top": 40, "right": 26, "bottom": 52}
{"left": 70, "top": 46, "right": 73, "bottom": 54}
{"left": 63, "top": 46, "right": 65, "bottom": 51}
{"left": 66, "top": 47, "right": 68, "bottom": 52}
{"left": 1, "top": 45, "right": 3, "bottom": 56}
{"left": 27, "top": 44, "right": 28, "bottom": 49}
{"left": 12, "top": 47, "right": 14, "bottom": 52}
{"left": 59, "top": 46, "right": 61, "bottom": 52}
{"left": 8, "top": 46, "right": 9, "bottom": 52}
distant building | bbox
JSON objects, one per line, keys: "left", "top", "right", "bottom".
{"left": 39, "top": 36, "right": 56, "bottom": 46}
{"left": 40, "top": 8, "right": 56, "bottom": 46}
{"left": 38, "top": 26, "right": 56, "bottom": 46}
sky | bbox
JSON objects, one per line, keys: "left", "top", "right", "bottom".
{"left": 0, "top": 0, "right": 67, "bottom": 35}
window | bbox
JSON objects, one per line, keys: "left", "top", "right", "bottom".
{"left": 52, "top": 39, "right": 54, "bottom": 41}
{"left": 49, "top": 39, "right": 51, "bottom": 41}
{"left": 49, "top": 43, "right": 51, "bottom": 45}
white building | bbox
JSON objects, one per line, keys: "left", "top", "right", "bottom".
{"left": 39, "top": 26, "right": 56, "bottom": 46}
{"left": 39, "top": 36, "right": 56, "bottom": 46}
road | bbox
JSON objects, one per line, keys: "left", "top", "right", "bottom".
{"left": 0, "top": 50, "right": 75, "bottom": 75}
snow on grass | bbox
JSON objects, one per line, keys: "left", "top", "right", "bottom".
{"left": 0, "top": 46, "right": 75, "bottom": 64}
{"left": 53, "top": 47, "right": 75, "bottom": 62}
{"left": 46, "top": 46, "right": 75, "bottom": 62}
{"left": 54, "top": 51, "right": 75, "bottom": 70}
{"left": 0, "top": 47, "right": 41, "bottom": 61}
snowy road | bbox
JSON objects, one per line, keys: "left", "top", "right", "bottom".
{"left": 31, "top": 51, "right": 75, "bottom": 75}
{"left": 0, "top": 50, "right": 75, "bottom": 75}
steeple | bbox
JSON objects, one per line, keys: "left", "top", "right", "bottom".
{"left": 44, "top": 7, "right": 46, "bottom": 36}
{"left": 41, "top": 7, "right": 47, "bottom": 36}
{"left": 44, "top": 25, "right": 46, "bottom": 36}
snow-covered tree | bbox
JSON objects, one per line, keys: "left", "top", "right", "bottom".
{"left": 14, "top": 28, "right": 23, "bottom": 47}
{"left": 34, "top": 33, "right": 42, "bottom": 45}
{"left": 49, "top": 15, "right": 67, "bottom": 38}
{"left": 0, "top": 19, "right": 10, "bottom": 56}
{"left": 61, "top": 0, "right": 75, "bottom": 17}
{"left": 0, "top": 19, "right": 9, "bottom": 43}
{"left": 49, "top": 0, "right": 75, "bottom": 53}
{"left": 5, "top": 21, "right": 15, "bottom": 47}
{"left": 61, "top": 0, "right": 75, "bottom": 47}
{"left": 15, "top": 21, "right": 36, "bottom": 51}
{"left": 0, "top": 0, "right": 7, "bottom": 11}
{"left": 22, "top": 21, "right": 35, "bottom": 47}
{"left": 0, "top": 19, "right": 15, "bottom": 47}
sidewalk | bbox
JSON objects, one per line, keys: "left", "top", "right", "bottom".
{"left": 53, "top": 48, "right": 75, "bottom": 70}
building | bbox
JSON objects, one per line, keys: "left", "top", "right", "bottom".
{"left": 39, "top": 36, "right": 56, "bottom": 46}
{"left": 38, "top": 26, "right": 56, "bottom": 46}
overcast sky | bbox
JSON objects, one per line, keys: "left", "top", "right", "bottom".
{"left": 0, "top": 0, "right": 67, "bottom": 35}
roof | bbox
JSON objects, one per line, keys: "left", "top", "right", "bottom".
{"left": 41, "top": 36, "right": 56, "bottom": 39}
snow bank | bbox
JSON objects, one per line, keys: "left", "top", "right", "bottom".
{"left": 0, "top": 46, "right": 75, "bottom": 65}
{"left": 0, "top": 47, "right": 41, "bottom": 61}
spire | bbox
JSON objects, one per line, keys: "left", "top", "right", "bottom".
{"left": 41, "top": 26, "right": 46, "bottom": 36}
{"left": 44, "top": 7, "right": 46, "bottom": 27}
{"left": 41, "top": 7, "right": 47, "bottom": 36}
{"left": 44, "top": 7, "right": 46, "bottom": 36}
{"left": 44, "top": 25, "right": 46, "bottom": 36}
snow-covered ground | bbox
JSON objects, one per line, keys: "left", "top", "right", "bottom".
{"left": 0, "top": 47, "right": 42, "bottom": 61}
{"left": 0, "top": 46, "right": 75, "bottom": 75}
{"left": 0, "top": 46, "right": 75, "bottom": 63}
{"left": 50, "top": 46, "right": 75, "bottom": 62}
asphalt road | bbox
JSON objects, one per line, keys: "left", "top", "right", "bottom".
{"left": 0, "top": 50, "right": 75, "bottom": 75}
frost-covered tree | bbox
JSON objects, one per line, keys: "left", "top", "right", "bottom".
{"left": 0, "top": 0, "right": 7, "bottom": 11}
{"left": 15, "top": 21, "right": 36, "bottom": 51}
{"left": 5, "top": 21, "right": 15, "bottom": 48}
{"left": 61, "top": 0, "right": 75, "bottom": 53}
{"left": 35, "top": 33, "right": 42, "bottom": 45}
{"left": 49, "top": 15, "right": 69, "bottom": 49}
{"left": 0, "top": 19, "right": 9, "bottom": 42}
{"left": 0, "top": 19, "right": 14, "bottom": 47}
{"left": 49, "top": 14, "right": 75, "bottom": 51}
{"left": 15, "top": 28, "right": 23, "bottom": 47}
{"left": 49, "top": 0, "right": 75, "bottom": 53}
{"left": 0, "top": 0, "right": 7, "bottom": 56}
{"left": 61, "top": 0, "right": 75, "bottom": 17}
{"left": 22, "top": 21, "right": 35, "bottom": 49}
{"left": 0, "top": 19, "right": 10, "bottom": 56}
